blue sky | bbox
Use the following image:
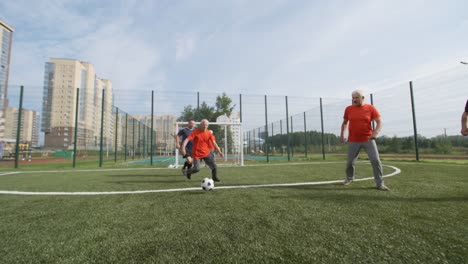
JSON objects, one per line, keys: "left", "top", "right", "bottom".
{"left": 2, "top": 0, "right": 467, "bottom": 96}
{"left": 1, "top": 0, "right": 468, "bottom": 136}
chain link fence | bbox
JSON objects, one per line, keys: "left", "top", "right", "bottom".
{"left": 1, "top": 66, "right": 467, "bottom": 169}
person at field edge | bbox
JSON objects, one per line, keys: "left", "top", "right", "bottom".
{"left": 339, "top": 89, "right": 389, "bottom": 191}
{"left": 461, "top": 99, "right": 468, "bottom": 136}
{"left": 175, "top": 119, "right": 196, "bottom": 174}
{"left": 181, "top": 119, "right": 224, "bottom": 181}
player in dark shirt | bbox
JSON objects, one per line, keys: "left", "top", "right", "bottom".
{"left": 176, "top": 119, "right": 196, "bottom": 173}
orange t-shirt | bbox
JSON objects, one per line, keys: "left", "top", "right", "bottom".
{"left": 187, "top": 129, "right": 216, "bottom": 159}
{"left": 344, "top": 104, "right": 380, "bottom": 142}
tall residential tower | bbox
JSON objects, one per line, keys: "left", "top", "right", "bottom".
{"left": 42, "top": 58, "right": 113, "bottom": 149}
{"left": 0, "top": 20, "right": 14, "bottom": 140}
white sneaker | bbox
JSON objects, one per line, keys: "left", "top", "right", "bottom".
{"left": 377, "top": 185, "right": 390, "bottom": 191}
{"left": 343, "top": 179, "right": 353, "bottom": 186}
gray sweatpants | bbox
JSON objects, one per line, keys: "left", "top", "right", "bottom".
{"left": 346, "top": 140, "right": 384, "bottom": 187}
{"left": 187, "top": 152, "right": 217, "bottom": 178}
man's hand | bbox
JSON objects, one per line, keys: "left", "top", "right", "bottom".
{"left": 461, "top": 128, "right": 468, "bottom": 136}
{"left": 339, "top": 135, "right": 345, "bottom": 143}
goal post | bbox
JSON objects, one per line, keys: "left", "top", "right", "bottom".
{"left": 174, "top": 121, "right": 244, "bottom": 167}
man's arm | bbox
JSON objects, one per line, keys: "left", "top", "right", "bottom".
{"left": 370, "top": 117, "right": 382, "bottom": 140}
{"left": 172, "top": 133, "right": 180, "bottom": 149}
{"left": 339, "top": 118, "right": 348, "bottom": 143}
{"left": 212, "top": 140, "right": 224, "bottom": 158}
{"left": 180, "top": 138, "right": 189, "bottom": 155}
{"left": 462, "top": 112, "right": 468, "bottom": 136}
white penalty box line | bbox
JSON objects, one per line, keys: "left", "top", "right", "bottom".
{"left": 0, "top": 164, "right": 401, "bottom": 196}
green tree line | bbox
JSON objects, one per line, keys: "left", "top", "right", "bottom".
{"left": 256, "top": 131, "right": 468, "bottom": 155}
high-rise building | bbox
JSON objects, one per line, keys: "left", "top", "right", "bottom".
{"left": 0, "top": 20, "right": 14, "bottom": 140}
{"left": 132, "top": 114, "right": 176, "bottom": 154}
{"left": 4, "top": 107, "right": 40, "bottom": 147}
{"left": 42, "top": 58, "right": 113, "bottom": 149}
{"left": 96, "top": 78, "right": 114, "bottom": 149}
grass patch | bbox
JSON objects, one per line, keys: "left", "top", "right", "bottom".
{"left": 0, "top": 161, "right": 467, "bottom": 263}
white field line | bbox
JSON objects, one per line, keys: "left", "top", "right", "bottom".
{"left": 0, "top": 172, "right": 21, "bottom": 176}
{"left": 0, "top": 164, "right": 401, "bottom": 196}
{"left": 0, "top": 161, "right": 344, "bottom": 175}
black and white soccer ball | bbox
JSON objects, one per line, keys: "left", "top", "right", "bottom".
{"left": 201, "top": 177, "right": 215, "bottom": 191}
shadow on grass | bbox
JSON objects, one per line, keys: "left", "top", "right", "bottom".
{"left": 105, "top": 174, "right": 181, "bottom": 177}
{"left": 107, "top": 180, "right": 184, "bottom": 185}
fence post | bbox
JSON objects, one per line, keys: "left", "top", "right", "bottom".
{"left": 246, "top": 131, "right": 249, "bottom": 154}
{"left": 150, "top": 90, "right": 154, "bottom": 165}
{"left": 73, "top": 88, "right": 79, "bottom": 168}
{"left": 142, "top": 123, "right": 146, "bottom": 158}
{"left": 304, "top": 112, "right": 308, "bottom": 158}
{"left": 320, "top": 97, "right": 325, "bottom": 160}
{"left": 409, "top": 81, "right": 420, "bottom": 161}
{"left": 99, "top": 89, "right": 105, "bottom": 167}
{"left": 285, "top": 96, "right": 290, "bottom": 161}
{"left": 264, "top": 95, "right": 269, "bottom": 162}
{"left": 239, "top": 94, "right": 242, "bottom": 123}
{"left": 132, "top": 118, "right": 135, "bottom": 159}
{"left": 138, "top": 122, "right": 141, "bottom": 157}
{"left": 14, "top": 85, "right": 24, "bottom": 169}
{"left": 124, "top": 113, "right": 128, "bottom": 161}
{"left": 114, "top": 107, "right": 118, "bottom": 162}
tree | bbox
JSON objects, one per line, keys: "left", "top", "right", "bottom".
{"left": 433, "top": 136, "right": 452, "bottom": 154}
{"left": 178, "top": 102, "right": 216, "bottom": 122}
{"left": 215, "top": 93, "right": 235, "bottom": 118}
{"left": 179, "top": 105, "right": 196, "bottom": 121}
{"left": 196, "top": 102, "right": 216, "bottom": 121}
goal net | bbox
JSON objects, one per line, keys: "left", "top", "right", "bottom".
{"left": 173, "top": 121, "right": 244, "bottom": 167}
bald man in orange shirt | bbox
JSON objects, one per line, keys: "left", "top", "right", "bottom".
{"left": 181, "top": 119, "right": 224, "bottom": 181}
{"left": 339, "top": 89, "right": 389, "bottom": 191}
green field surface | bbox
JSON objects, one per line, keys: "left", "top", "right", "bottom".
{"left": 0, "top": 161, "right": 467, "bottom": 263}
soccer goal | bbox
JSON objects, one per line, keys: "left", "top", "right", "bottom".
{"left": 173, "top": 121, "right": 244, "bottom": 167}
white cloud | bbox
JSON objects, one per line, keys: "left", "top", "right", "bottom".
{"left": 175, "top": 33, "right": 197, "bottom": 61}
{"left": 2, "top": 0, "right": 467, "bottom": 135}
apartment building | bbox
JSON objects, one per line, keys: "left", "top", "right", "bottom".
{"left": 131, "top": 114, "right": 177, "bottom": 154}
{"left": 41, "top": 58, "right": 113, "bottom": 149}
{"left": 4, "top": 107, "right": 40, "bottom": 147}
{"left": 0, "top": 20, "right": 14, "bottom": 140}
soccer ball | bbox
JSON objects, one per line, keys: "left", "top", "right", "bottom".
{"left": 167, "top": 164, "right": 175, "bottom": 168}
{"left": 201, "top": 178, "right": 215, "bottom": 191}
